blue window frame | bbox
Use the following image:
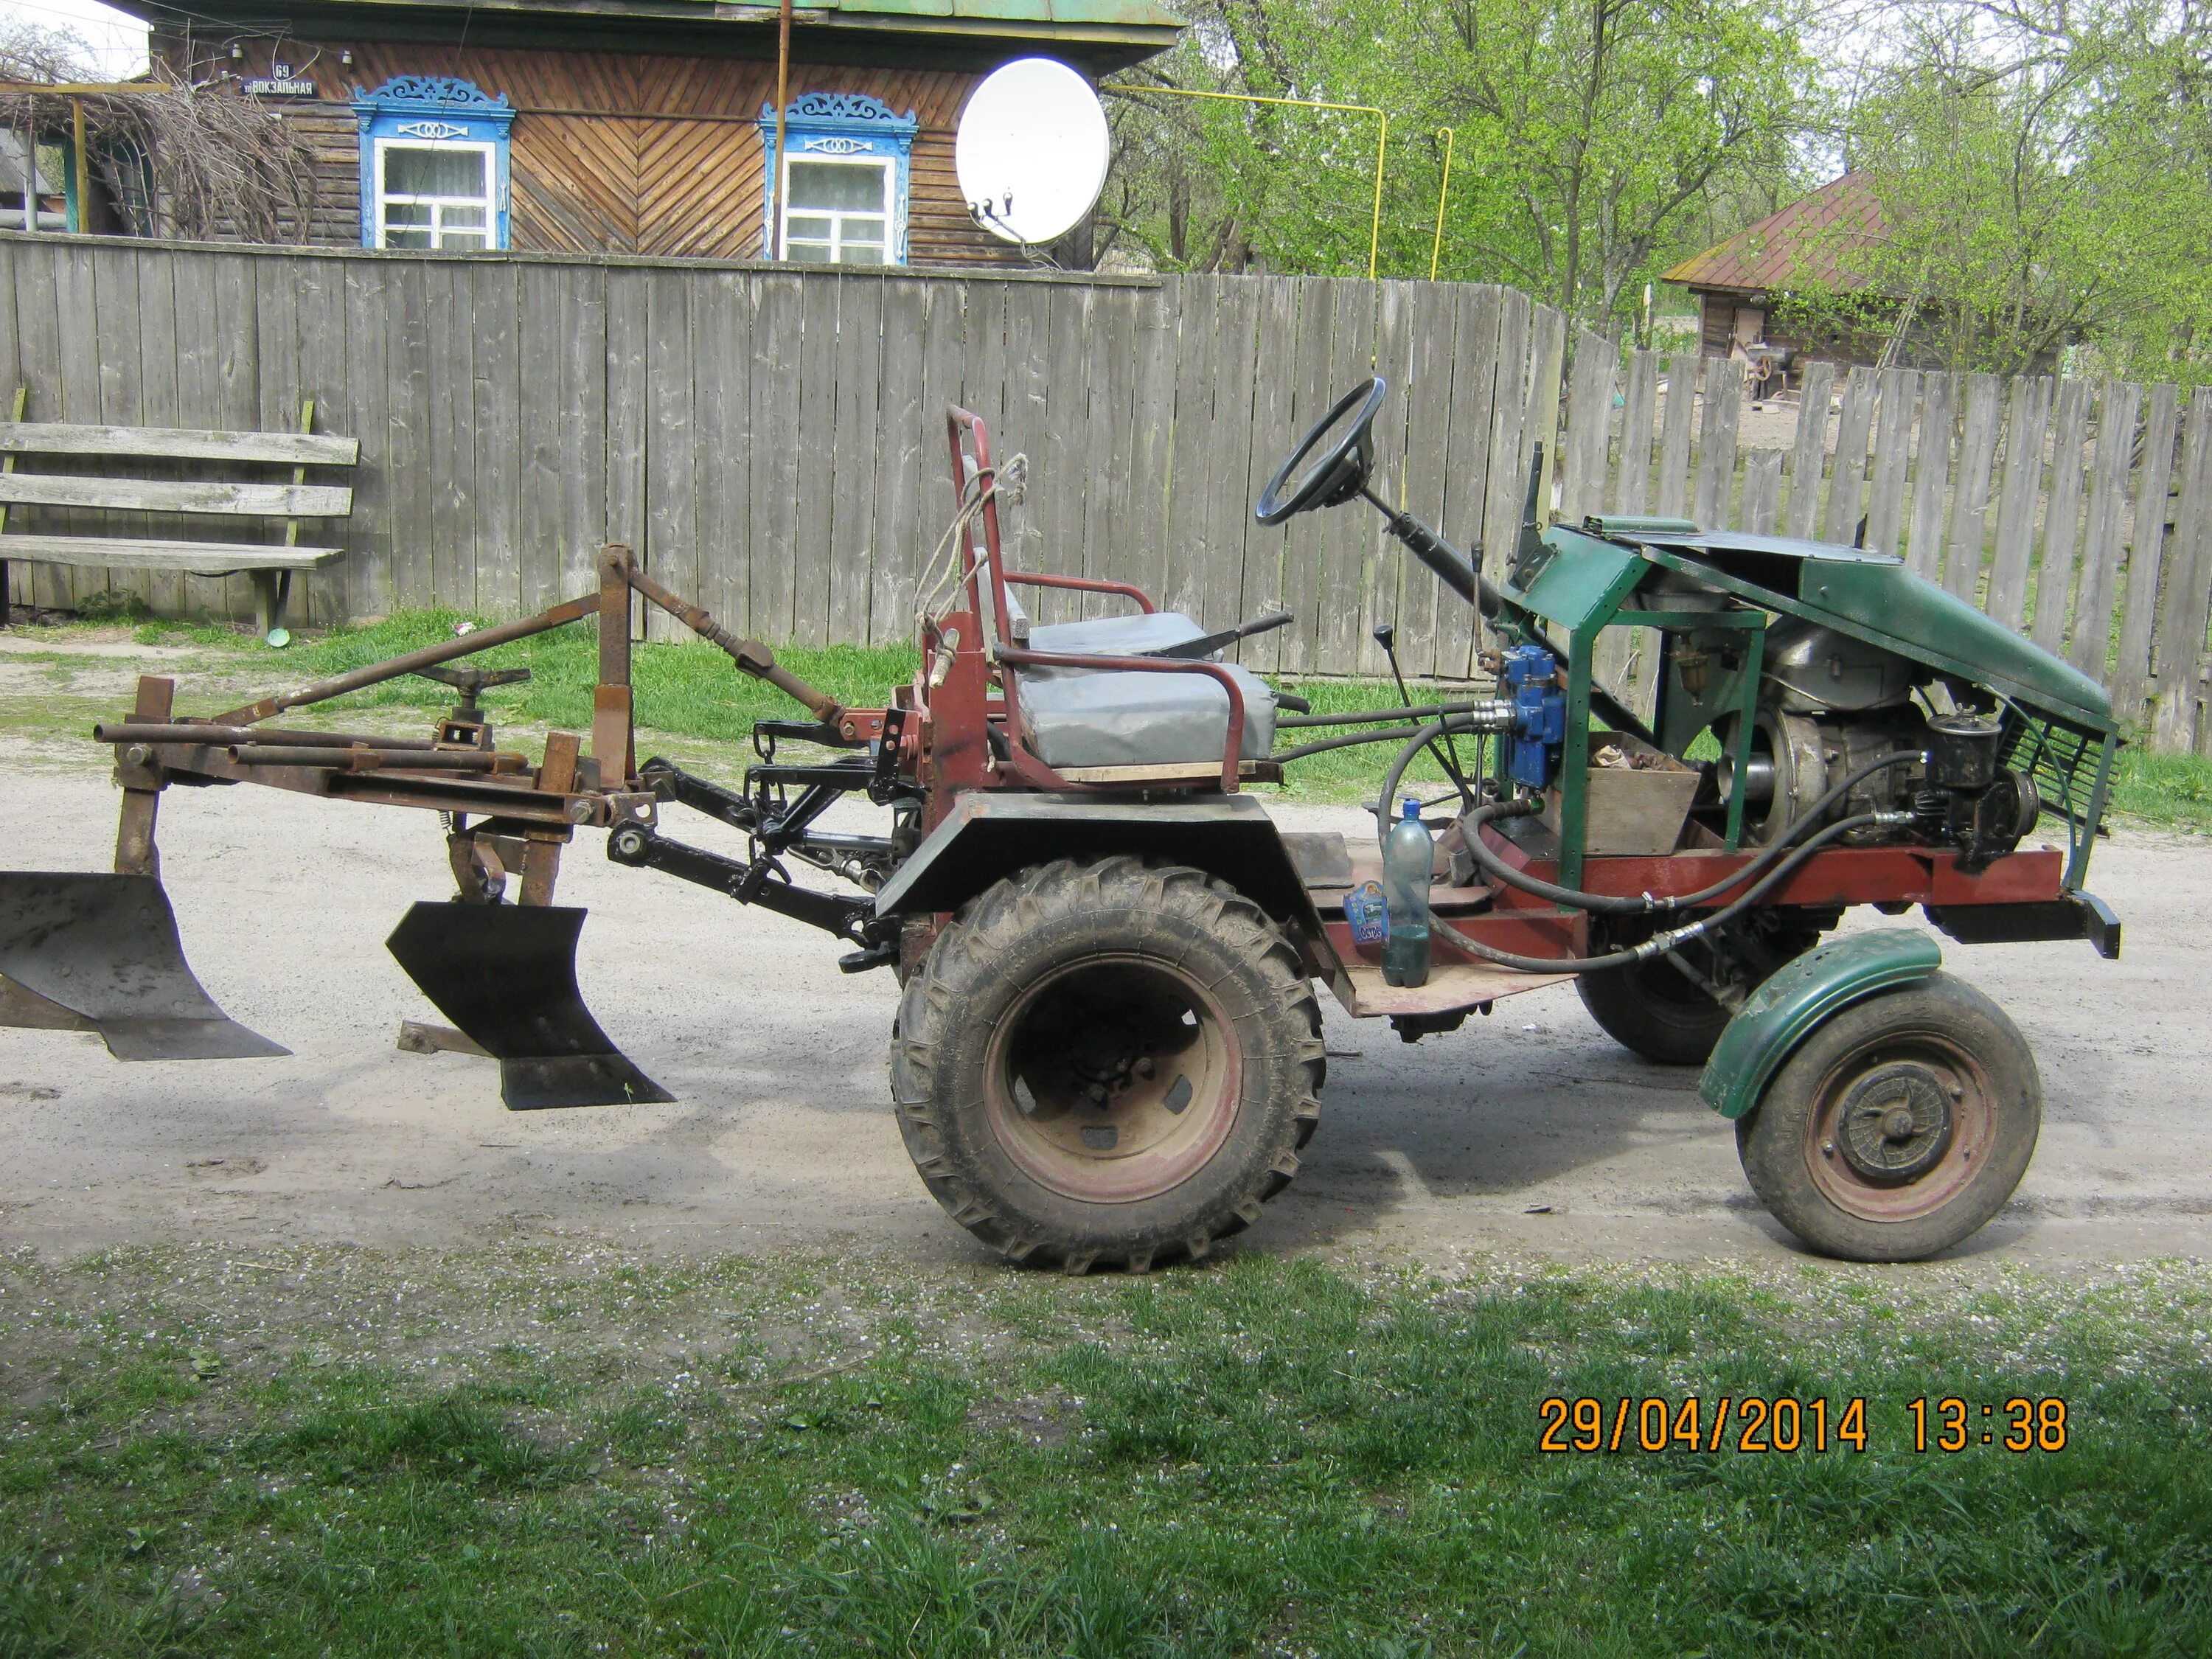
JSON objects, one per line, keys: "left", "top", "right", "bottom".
{"left": 351, "top": 76, "right": 515, "bottom": 251}
{"left": 757, "top": 94, "right": 918, "bottom": 265}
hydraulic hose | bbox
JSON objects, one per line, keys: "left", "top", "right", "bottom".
{"left": 1462, "top": 748, "right": 1930, "bottom": 917}
{"left": 1374, "top": 712, "right": 1498, "bottom": 841}
{"left": 1273, "top": 723, "right": 1428, "bottom": 763}
{"left": 1434, "top": 807, "right": 1915, "bottom": 975}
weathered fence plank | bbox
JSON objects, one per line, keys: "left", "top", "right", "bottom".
{"left": 1558, "top": 327, "right": 1615, "bottom": 531}
{"left": 1903, "top": 372, "right": 1955, "bottom": 581}
{"left": 1693, "top": 361, "right": 1742, "bottom": 529}
{"left": 1654, "top": 353, "right": 1697, "bottom": 521}
{"left": 2033, "top": 378, "right": 2095, "bottom": 655}
{"left": 1942, "top": 374, "right": 2003, "bottom": 602}
{"left": 1864, "top": 369, "right": 1916, "bottom": 557}
{"left": 641, "top": 265, "right": 697, "bottom": 643}
{"left": 1613, "top": 349, "right": 1658, "bottom": 518}
{"left": 2114, "top": 381, "right": 2180, "bottom": 723}
{"left": 1209, "top": 277, "right": 1270, "bottom": 666}
{"left": 1433, "top": 283, "right": 1500, "bottom": 681}
{"left": 1783, "top": 360, "right": 1834, "bottom": 540}
{"left": 2071, "top": 378, "right": 2144, "bottom": 678}
{"left": 1986, "top": 375, "right": 2051, "bottom": 630}
{"left": 1823, "top": 368, "right": 1877, "bottom": 546}
{"left": 872, "top": 276, "right": 928, "bottom": 643}
{"left": 1742, "top": 450, "right": 1782, "bottom": 533}
{"left": 827, "top": 274, "right": 886, "bottom": 647}
{"left": 2154, "top": 389, "right": 2212, "bottom": 751}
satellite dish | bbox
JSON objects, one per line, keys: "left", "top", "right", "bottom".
{"left": 956, "top": 58, "right": 1110, "bottom": 246}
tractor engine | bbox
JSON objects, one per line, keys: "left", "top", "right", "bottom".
{"left": 1717, "top": 622, "right": 2042, "bottom": 870}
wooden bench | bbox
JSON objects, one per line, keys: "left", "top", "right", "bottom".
{"left": 0, "top": 389, "right": 358, "bottom": 639}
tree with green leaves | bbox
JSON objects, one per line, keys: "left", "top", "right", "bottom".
{"left": 1771, "top": 1, "right": 2212, "bottom": 378}
{"left": 1096, "top": 0, "right": 1819, "bottom": 334}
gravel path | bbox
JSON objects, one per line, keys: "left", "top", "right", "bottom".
{"left": 2, "top": 750, "right": 2204, "bottom": 1270}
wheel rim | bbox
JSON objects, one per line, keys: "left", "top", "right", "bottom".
{"left": 1801, "top": 1030, "right": 1994, "bottom": 1222}
{"left": 983, "top": 953, "right": 1241, "bottom": 1203}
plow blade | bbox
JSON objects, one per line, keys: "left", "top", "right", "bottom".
{"left": 386, "top": 902, "right": 673, "bottom": 1110}
{"left": 0, "top": 873, "right": 288, "bottom": 1060}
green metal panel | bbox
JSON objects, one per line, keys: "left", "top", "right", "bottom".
{"left": 1520, "top": 530, "right": 1646, "bottom": 635}
{"left": 1798, "top": 559, "right": 2112, "bottom": 728}
{"left": 1697, "top": 929, "right": 1944, "bottom": 1120}
{"left": 1638, "top": 546, "right": 2115, "bottom": 734}
{"left": 1585, "top": 515, "right": 1700, "bottom": 538}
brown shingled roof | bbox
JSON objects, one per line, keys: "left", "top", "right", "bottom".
{"left": 1663, "top": 173, "right": 1896, "bottom": 296}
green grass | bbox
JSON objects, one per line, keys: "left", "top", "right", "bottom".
{"left": 131, "top": 609, "right": 923, "bottom": 749}
{"left": 2110, "top": 745, "right": 2212, "bottom": 834}
{"left": 1, "top": 1246, "right": 2207, "bottom": 1657}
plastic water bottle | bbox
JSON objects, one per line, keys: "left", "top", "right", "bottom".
{"left": 1382, "top": 797, "right": 1433, "bottom": 988}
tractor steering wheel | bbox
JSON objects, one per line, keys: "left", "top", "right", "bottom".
{"left": 1255, "top": 377, "right": 1387, "bottom": 526}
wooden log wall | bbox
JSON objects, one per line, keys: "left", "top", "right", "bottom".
{"left": 1557, "top": 339, "right": 2212, "bottom": 756}
{"left": 162, "top": 35, "right": 1026, "bottom": 267}
{"left": 0, "top": 234, "right": 1559, "bottom": 683}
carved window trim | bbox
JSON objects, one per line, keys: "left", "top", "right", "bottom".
{"left": 351, "top": 76, "right": 515, "bottom": 251}
{"left": 757, "top": 93, "right": 918, "bottom": 264}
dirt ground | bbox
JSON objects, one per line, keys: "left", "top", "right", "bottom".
{"left": 1, "top": 714, "right": 2206, "bottom": 1272}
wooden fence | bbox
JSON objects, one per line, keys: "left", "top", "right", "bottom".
{"left": 4, "top": 232, "right": 2208, "bottom": 754}
{"left": 1554, "top": 341, "right": 2212, "bottom": 757}
{"left": 0, "top": 232, "right": 1563, "bottom": 687}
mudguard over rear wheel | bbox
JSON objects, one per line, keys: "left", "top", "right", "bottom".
{"left": 1734, "top": 972, "right": 2040, "bottom": 1262}
{"left": 889, "top": 856, "right": 1326, "bottom": 1272}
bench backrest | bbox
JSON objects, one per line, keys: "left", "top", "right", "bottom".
{"left": 0, "top": 420, "right": 358, "bottom": 519}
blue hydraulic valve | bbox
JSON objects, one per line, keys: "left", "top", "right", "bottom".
{"left": 1500, "top": 644, "right": 1567, "bottom": 790}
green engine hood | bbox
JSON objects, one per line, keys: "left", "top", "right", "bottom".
{"left": 1618, "top": 529, "right": 2115, "bottom": 733}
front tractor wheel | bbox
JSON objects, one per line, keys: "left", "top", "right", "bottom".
{"left": 1734, "top": 973, "right": 2040, "bottom": 1262}
{"left": 890, "top": 857, "right": 1326, "bottom": 1273}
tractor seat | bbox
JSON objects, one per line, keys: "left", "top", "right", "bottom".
{"left": 997, "top": 580, "right": 1211, "bottom": 659}
{"left": 1021, "top": 609, "right": 1210, "bottom": 657}
{"left": 1014, "top": 661, "right": 1278, "bottom": 771}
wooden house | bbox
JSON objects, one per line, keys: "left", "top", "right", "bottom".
{"left": 1662, "top": 174, "right": 1907, "bottom": 379}
{"left": 113, "top": 0, "right": 1185, "bottom": 265}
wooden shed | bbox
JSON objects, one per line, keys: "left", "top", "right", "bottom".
{"left": 1663, "top": 173, "right": 1902, "bottom": 375}
{"left": 116, "top": 0, "right": 1184, "bottom": 265}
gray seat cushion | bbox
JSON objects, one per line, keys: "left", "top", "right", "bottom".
{"left": 1023, "top": 610, "right": 1210, "bottom": 658}
{"left": 1015, "top": 663, "right": 1277, "bottom": 770}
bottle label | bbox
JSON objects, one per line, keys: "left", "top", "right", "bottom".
{"left": 1345, "top": 880, "right": 1388, "bottom": 946}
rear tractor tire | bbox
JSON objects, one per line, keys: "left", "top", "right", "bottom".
{"left": 1575, "top": 955, "right": 1734, "bottom": 1066}
{"left": 889, "top": 857, "right": 1326, "bottom": 1273}
{"left": 1735, "top": 972, "right": 2040, "bottom": 1262}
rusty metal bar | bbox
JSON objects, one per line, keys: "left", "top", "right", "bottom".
{"left": 595, "top": 543, "right": 636, "bottom": 782}
{"left": 619, "top": 557, "right": 844, "bottom": 724}
{"left": 216, "top": 592, "right": 599, "bottom": 726}
{"left": 113, "top": 675, "right": 170, "bottom": 877}
{"left": 95, "top": 723, "right": 441, "bottom": 750}
{"left": 226, "top": 745, "right": 524, "bottom": 771}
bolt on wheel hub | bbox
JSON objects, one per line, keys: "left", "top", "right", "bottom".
{"left": 984, "top": 954, "right": 1240, "bottom": 1203}
{"left": 1835, "top": 1062, "right": 1954, "bottom": 1182}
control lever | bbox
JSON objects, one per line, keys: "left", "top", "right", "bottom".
{"left": 1372, "top": 620, "right": 1474, "bottom": 804}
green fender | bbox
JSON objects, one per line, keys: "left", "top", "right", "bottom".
{"left": 1697, "top": 930, "right": 1944, "bottom": 1121}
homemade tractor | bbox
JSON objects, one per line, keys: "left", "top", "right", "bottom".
{"left": 1, "top": 380, "right": 2121, "bottom": 1266}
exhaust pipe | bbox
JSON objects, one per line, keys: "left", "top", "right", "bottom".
{"left": 385, "top": 902, "right": 672, "bottom": 1110}
{"left": 0, "top": 873, "right": 287, "bottom": 1060}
